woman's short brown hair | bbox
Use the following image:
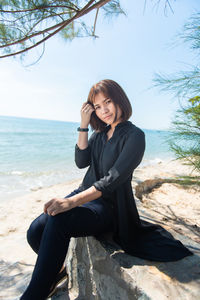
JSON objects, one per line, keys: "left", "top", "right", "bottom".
{"left": 87, "top": 79, "right": 132, "bottom": 131}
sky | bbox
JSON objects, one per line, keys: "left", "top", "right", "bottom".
{"left": 0, "top": 0, "right": 199, "bottom": 130}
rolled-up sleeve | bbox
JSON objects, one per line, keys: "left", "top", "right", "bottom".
{"left": 75, "top": 132, "right": 96, "bottom": 169}
{"left": 93, "top": 130, "right": 145, "bottom": 196}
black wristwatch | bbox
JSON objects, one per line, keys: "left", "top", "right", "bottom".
{"left": 77, "top": 127, "right": 89, "bottom": 132}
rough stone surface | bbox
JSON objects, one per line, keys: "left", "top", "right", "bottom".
{"left": 52, "top": 231, "right": 200, "bottom": 300}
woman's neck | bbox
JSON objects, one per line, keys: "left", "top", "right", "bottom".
{"left": 110, "top": 119, "right": 122, "bottom": 131}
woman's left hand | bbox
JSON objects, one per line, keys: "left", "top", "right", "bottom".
{"left": 44, "top": 197, "right": 72, "bottom": 216}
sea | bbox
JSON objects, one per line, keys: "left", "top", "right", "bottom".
{"left": 0, "top": 116, "right": 174, "bottom": 201}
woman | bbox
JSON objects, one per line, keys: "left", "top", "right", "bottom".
{"left": 20, "top": 79, "right": 192, "bottom": 300}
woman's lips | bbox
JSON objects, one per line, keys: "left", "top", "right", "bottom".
{"left": 104, "top": 114, "right": 112, "bottom": 120}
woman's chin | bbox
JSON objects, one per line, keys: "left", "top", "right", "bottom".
{"left": 105, "top": 120, "right": 113, "bottom": 126}
{"left": 103, "top": 116, "right": 114, "bottom": 125}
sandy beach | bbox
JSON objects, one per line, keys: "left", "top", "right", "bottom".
{"left": 0, "top": 159, "right": 199, "bottom": 299}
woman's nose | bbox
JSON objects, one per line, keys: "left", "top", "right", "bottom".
{"left": 101, "top": 105, "right": 109, "bottom": 114}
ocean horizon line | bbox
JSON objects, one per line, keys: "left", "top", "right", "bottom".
{"left": 0, "top": 114, "right": 171, "bottom": 132}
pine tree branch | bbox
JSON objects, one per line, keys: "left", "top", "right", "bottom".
{"left": 0, "top": 0, "right": 110, "bottom": 49}
{"left": 0, "top": 0, "right": 111, "bottom": 58}
{"left": 0, "top": 5, "right": 78, "bottom": 14}
{"left": 92, "top": 8, "right": 99, "bottom": 37}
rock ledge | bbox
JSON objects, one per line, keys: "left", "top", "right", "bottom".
{"left": 52, "top": 232, "right": 200, "bottom": 300}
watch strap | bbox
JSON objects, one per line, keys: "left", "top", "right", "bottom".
{"left": 77, "top": 127, "right": 89, "bottom": 132}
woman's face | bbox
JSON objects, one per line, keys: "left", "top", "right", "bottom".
{"left": 93, "top": 93, "right": 122, "bottom": 127}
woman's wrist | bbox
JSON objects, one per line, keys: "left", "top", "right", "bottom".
{"left": 80, "top": 121, "right": 89, "bottom": 128}
{"left": 66, "top": 195, "right": 81, "bottom": 209}
{"left": 67, "top": 186, "right": 102, "bottom": 209}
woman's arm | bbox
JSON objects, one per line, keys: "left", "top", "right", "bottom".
{"left": 44, "top": 129, "right": 145, "bottom": 216}
{"left": 75, "top": 102, "right": 95, "bottom": 169}
{"left": 44, "top": 186, "right": 102, "bottom": 216}
{"left": 77, "top": 102, "right": 94, "bottom": 150}
{"left": 75, "top": 132, "right": 96, "bottom": 169}
{"left": 43, "top": 102, "right": 97, "bottom": 216}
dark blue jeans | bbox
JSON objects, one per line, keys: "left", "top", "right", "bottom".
{"left": 20, "top": 189, "right": 114, "bottom": 300}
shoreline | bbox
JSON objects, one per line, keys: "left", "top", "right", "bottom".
{"left": 0, "top": 176, "right": 84, "bottom": 203}
{"left": 0, "top": 156, "right": 175, "bottom": 203}
{"left": 0, "top": 159, "right": 199, "bottom": 299}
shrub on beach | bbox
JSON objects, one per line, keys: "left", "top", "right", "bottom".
{"left": 154, "top": 13, "right": 200, "bottom": 174}
{"left": 168, "top": 96, "right": 200, "bottom": 173}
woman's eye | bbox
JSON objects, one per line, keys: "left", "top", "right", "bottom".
{"left": 95, "top": 106, "right": 100, "bottom": 110}
{"left": 106, "top": 99, "right": 111, "bottom": 104}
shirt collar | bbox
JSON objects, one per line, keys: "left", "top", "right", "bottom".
{"left": 103, "top": 120, "right": 131, "bottom": 134}
{"left": 115, "top": 120, "right": 131, "bottom": 130}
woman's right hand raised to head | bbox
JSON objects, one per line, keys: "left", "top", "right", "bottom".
{"left": 80, "top": 102, "right": 95, "bottom": 128}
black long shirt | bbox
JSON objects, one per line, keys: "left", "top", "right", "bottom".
{"left": 75, "top": 121, "right": 192, "bottom": 261}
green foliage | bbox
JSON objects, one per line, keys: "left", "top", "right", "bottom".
{"left": 154, "top": 68, "right": 200, "bottom": 98}
{"left": 154, "top": 13, "right": 200, "bottom": 174}
{"left": 0, "top": 0, "right": 175, "bottom": 60}
{"left": 102, "top": 0, "right": 126, "bottom": 17}
{"left": 168, "top": 96, "right": 200, "bottom": 172}
{"left": 0, "top": 0, "right": 124, "bottom": 59}
{"left": 160, "top": 176, "right": 200, "bottom": 187}
{"left": 154, "top": 13, "right": 200, "bottom": 99}
{"left": 181, "top": 13, "right": 200, "bottom": 50}
{"left": 174, "top": 176, "right": 200, "bottom": 187}
{"left": 186, "top": 96, "right": 200, "bottom": 127}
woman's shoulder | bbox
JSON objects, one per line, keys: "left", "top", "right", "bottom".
{"left": 118, "top": 121, "right": 145, "bottom": 138}
{"left": 123, "top": 123, "right": 145, "bottom": 149}
{"left": 128, "top": 122, "right": 145, "bottom": 136}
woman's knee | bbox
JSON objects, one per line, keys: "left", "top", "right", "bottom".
{"left": 46, "top": 210, "right": 73, "bottom": 230}
{"left": 27, "top": 213, "right": 49, "bottom": 253}
{"left": 44, "top": 209, "right": 81, "bottom": 237}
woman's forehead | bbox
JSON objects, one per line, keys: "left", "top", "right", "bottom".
{"left": 93, "top": 93, "right": 109, "bottom": 105}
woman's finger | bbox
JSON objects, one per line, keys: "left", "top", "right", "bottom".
{"left": 82, "top": 106, "right": 90, "bottom": 112}
{"left": 82, "top": 106, "right": 94, "bottom": 114}
{"left": 47, "top": 206, "right": 54, "bottom": 216}
{"left": 44, "top": 199, "right": 53, "bottom": 214}
{"left": 46, "top": 202, "right": 57, "bottom": 216}
{"left": 50, "top": 208, "right": 59, "bottom": 216}
{"left": 83, "top": 103, "right": 93, "bottom": 110}
{"left": 81, "top": 102, "right": 88, "bottom": 109}
{"left": 45, "top": 198, "right": 64, "bottom": 215}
